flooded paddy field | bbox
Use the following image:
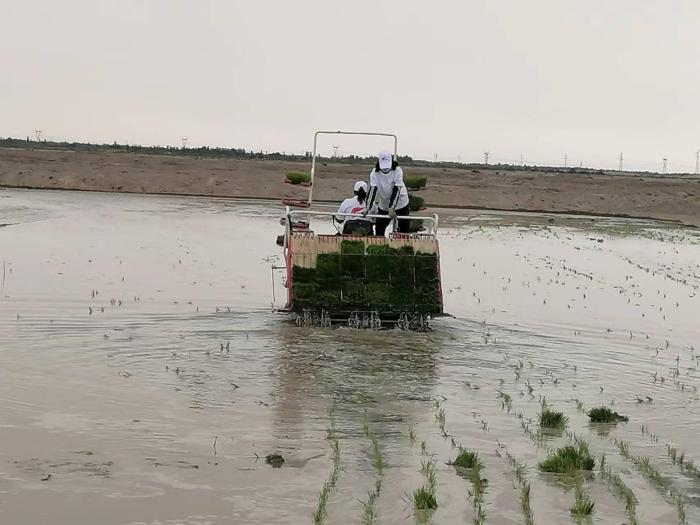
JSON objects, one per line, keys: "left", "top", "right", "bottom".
{"left": 1, "top": 188, "right": 699, "bottom": 524}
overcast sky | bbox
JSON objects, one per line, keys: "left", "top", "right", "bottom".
{"left": 2, "top": 1, "right": 699, "bottom": 172}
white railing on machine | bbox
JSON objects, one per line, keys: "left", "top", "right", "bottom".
{"left": 284, "top": 207, "right": 439, "bottom": 252}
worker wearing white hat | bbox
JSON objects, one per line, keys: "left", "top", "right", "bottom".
{"left": 365, "top": 150, "right": 410, "bottom": 235}
{"left": 336, "top": 180, "right": 375, "bottom": 235}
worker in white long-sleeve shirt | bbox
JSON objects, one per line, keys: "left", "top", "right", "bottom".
{"left": 336, "top": 181, "right": 374, "bottom": 235}
{"left": 365, "top": 150, "right": 410, "bottom": 235}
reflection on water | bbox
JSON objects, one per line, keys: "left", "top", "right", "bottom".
{"left": 271, "top": 325, "right": 440, "bottom": 450}
{"left": 0, "top": 188, "right": 699, "bottom": 524}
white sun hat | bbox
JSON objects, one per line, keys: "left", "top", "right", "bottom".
{"left": 377, "top": 150, "right": 392, "bottom": 170}
{"left": 353, "top": 181, "right": 368, "bottom": 192}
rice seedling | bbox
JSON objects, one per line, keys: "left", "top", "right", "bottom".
{"left": 538, "top": 443, "right": 595, "bottom": 474}
{"left": 408, "top": 425, "right": 416, "bottom": 444}
{"left": 313, "top": 406, "right": 341, "bottom": 525}
{"left": 362, "top": 410, "right": 370, "bottom": 437}
{"left": 681, "top": 458, "right": 699, "bottom": 477}
{"left": 361, "top": 410, "right": 384, "bottom": 524}
{"left": 435, "top": 407, "right": 448, "bottom": 438}
{"left": 505, "top": 452, "right": 534, "bottom": 524}
{"left": 410, "top": 453, "right": 438, "bottom": 512}
{"left": 513, "top": 462, "right": 527, "bottom": 486}
{"left": 520, "top": 420, "right": 545, "bottom": 448}
{"left": 450, "top": 448, "right": 480, "bottom": 469}
{"left": 473, "top": 504, "right": 487, "bottom": 525}
{"left": 539, "top": 408, "right": 568, "bottom": 429}
{"left": 445, "top": 439, "right": 487, "bottom": 520}
{"left": 666, "top": 444, "right": 689, "bottom": 471}
{"left": 497, "top": 390, "right": 513, "bottom": 412}
{"left": 412, "top": 486, "right": 438, "bottom": 509}
{"left": 677, "top": 493, "right": 688, "bottom": 525}
{"left": 360, "top": 492, "right": 378, "bottom": 525}
{"left": 525, "top": 380, "right": 535, "bottom": 396}
{"left": 421, "top": 457, "right": 438, "bottom": 492}
{"left": 588, "top": 407, "right": 629, "bottom": 423}
{"left": 615, "top": 439, "right": 668, "bottom": 489}
{"left": 616, "top": 440, "right": 630, "bottom": 459}
{"left": 571, "top": 398, "right": 585, "bottom": 412}
{"left": 285, "top": 171, "right": 310, "bottom": 184}
{"left": 570, "top": 479, "right": 595, "bottom": 518}
{"left": 598, "top": 453, "right": 606, "bottom": 475}
{"left": 565, "top": 430, "right": 585, "bottom": 446}
{"left": 313, "top": 438, "right": 341, "bottom": 525}
{"left": 520, "top": 482, "right": 534, "bottom": 525}
{"left": 327, "top": 402, "right": 338, "bottom": 434}
{"left": 467, "top": 459, "right": 488, "bottom": 523}
{"left": 668, "top": 445, "right": 679, "bottom": 464}
{"left": 598, "top": 454, "right": 638, "bottom": 525}
{"left": 371, "top": 438, "right": 384, "bottom": 481}
{"left": 636, "top": 456, "right": 666, "bottom": 488}
{"left": 360, "top": 475, "right": 381, "bottom": 522}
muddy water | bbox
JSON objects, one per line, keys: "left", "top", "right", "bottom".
{"left": 1, "top": 188, "right": 699, "bottom": 525}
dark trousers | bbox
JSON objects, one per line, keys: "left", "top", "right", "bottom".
{"left": 375, "top": 204, "right": 410, "bottom": 236}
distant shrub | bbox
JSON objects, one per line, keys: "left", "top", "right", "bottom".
{"left": 404, "top": 175, "right": 427, "bottom": 189}
{"left": 285, "top": 171, "right": 310, "bottom": 184}
{"left": 408, "top": 194, "right": 425, "bottom": 211}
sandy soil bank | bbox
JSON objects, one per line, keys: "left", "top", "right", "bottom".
{"left": 1, "top": 147, "right": 698, "bottom": 226}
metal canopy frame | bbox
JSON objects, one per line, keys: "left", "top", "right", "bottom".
{"left": 308, "top": 131, "right": 398, "bottom": 206}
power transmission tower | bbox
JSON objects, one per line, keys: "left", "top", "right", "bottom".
{"left": 484, "top": 151, "right": 490, "bottom": 165}
{"left": 662, "top": 157, "right": 668, "bottom": 174}
{"left": 564, "top": 154, "right": 568, "bottom": 168}
{"left": 696, "top": 150, "right": 699, "bottom": 175}
{"left": 618, "top": 152, "right": 623, "bottom": 171}
{"left": 520, "top": 153, "right": 523, "bottom": 166}
{"left": 181, "top": 138, "right": 188, "bottom": 149}
{"left": 34, "top": 130, "right": 42, "bottom": 141}
{"left": 332, "top": 145, "right": 339, "bottom": 158}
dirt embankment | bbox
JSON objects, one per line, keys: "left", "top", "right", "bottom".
{"left": 1, "top": 147, "right": 698, "bottom": 227}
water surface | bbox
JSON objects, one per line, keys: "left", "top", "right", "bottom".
{"left": 1, "top": 189, "right": 699, "bottom": 524}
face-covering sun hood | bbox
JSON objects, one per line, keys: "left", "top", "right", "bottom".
{"left": 375, "top": 159, "right": 400, "bottom": 172}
